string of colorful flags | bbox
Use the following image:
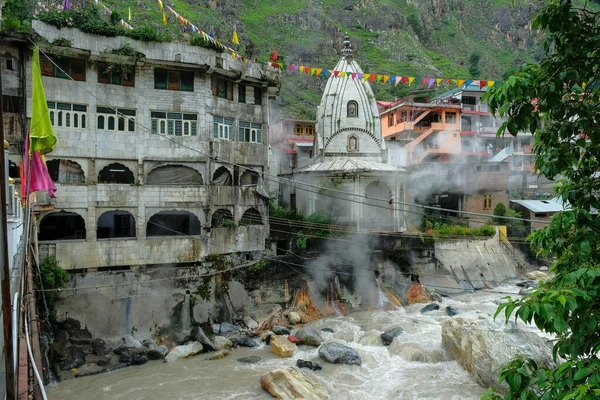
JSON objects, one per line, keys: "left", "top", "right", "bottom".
{"left": 86, "top": 0, "right": 134, "bottom": 30}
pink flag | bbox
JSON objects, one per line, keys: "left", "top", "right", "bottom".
{"left": 351, "top": 72, "right": 357, "bottom": 80}
{"left": 23, "top": 131, "right": 57, "bottom": 199}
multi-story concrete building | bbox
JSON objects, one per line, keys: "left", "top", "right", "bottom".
{"left": 30, "top": 20, "right": 279, "bottom": 270}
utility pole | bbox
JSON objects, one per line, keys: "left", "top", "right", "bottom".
{"left": 0, "top": 52, "right": 16, "bottom": 400}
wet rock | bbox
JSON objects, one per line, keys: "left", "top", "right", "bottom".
{"left": 519, "top": 288, "right": 535, "bottom": 296}
{"left": 296, "top": 359, "right": 323, "bottom": 371}
{"left": 446, "top": 306, "right": 458, "bottom": 317}
{"left": 96, "top": 357, "right": 110, "bottom": 367}
{"left": 147, "top": 345, "right": 168, "bottom": 360}
{"left": 190, "top": 326, "right": 216, "bottom": 351}
{"left": 142, "top": 339, "right": 158, "bottom": 350}
{"left": 287, "top": 335, "right": 301, "bottom": 344}
{"left": 208, "top": 350, "right": 230, "bottom": 360}
{"left": 91, "top": 338, "right": 109, "bottom": 356}
{"left": 381, "top": 327, "right": 404, "bottom": 346}
{"left": 318, "top": 342, "right": 362, "bottom": 366}
{"left": 272, "top": 325, "right": 291, "bottom": 335}
{"left": 406, "top": 283, "right": 431, "bottom": 304}
{"left": 237, "top": 355, "right": 261, "bottom": 364}
{"left": 265, "top": 334, "right": 273, "bottom": 345}
{"left": 516, "top": 280, "right": 537, "bottom": 288}
{"left": 122, "top": 335, "right": 143, "bottom": 349}
{"left": 539, "top": 266, "right": 549, "bottom": 272}
{"left": 57, "top": 318, "right": 92, "bottom": 342}
{"left": 321, "top": 328, "right": 334, "bottom": 333}
{"left": 288, "top": 311, "right": 302, "bottom": 325}
{"left": 526, "top": 271, "right": 548, "bottom": 280}
{"left": 164, "top": 342, "right": 204, "bottom": 363}
{"left": 212, "top": 322, "right": 242, "bottom": 335}
{"left": 118, "top": 348, "right": 148, "bottom": 365}
{"left": 358, "top": 330, "right": 384, "bottom": 346}
{"left": 243, "top": 316, "right": 259, "bottom": 330}
{"left": 295, "top": 328, "right": 323, "bottom": 346}
{"left": 441, "top": 317, "right": 555, "bottom": 392}
{"left": 231, "top": 335, "right": 260, "bottom": 348}
{"left": 260, "top": 331, "right": 275, "bottom": 342}
{"left": 420, "top": 303, "right": 440, "bottom": 313}
{"left": 430, "top": 292, "right": 443, "bottom": 302}
{"left": 58, "top": 345, "right": 87, "bottom": 371}
{"left": 388, "top": 341, "right": 448, "bottom": 363}
{"left": 260, "top": 367, "right": 328, "bottom": 399}
{"left": 212, "top": 336, "right": 232, "bottom": 350}
{"left": 271, "top": 335, "right": 297, "bottom": 358}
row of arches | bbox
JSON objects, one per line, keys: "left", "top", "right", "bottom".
{"left": 38, "top": 207, "right": 264, "bottom": 241}
{"left": 46, "top": 161, "right": 260, "bottom": 186}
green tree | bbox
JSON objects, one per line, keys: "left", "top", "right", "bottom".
{"left": 483, "top": 0, "right": 600, "bottom": 398}
{"left": 468, "top": 51, "right": 482, "bottom": 78}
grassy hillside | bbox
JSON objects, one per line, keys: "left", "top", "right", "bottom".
{"left": 3, "top": 0, "right": 545, "bottom": 119}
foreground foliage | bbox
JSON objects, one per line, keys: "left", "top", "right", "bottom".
{"left": 484, "top": 0, "right": 600, "bottom": 399}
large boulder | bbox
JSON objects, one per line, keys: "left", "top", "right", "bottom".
{"left": 260, "top": 367, "right": 328, "bottom": 399}
{"left": 441, "top": 317, "right": 555, "bottom": 392}
{"left": 213, "top": 336, "right": 233, "bottom": 350}
{"left": 147, "top": 345, "right": 168, "bottom": 360}
{"left": 288, "top": 311, "right": 302, "bottom": 325}
{"left": 318, "top": 343, "right": 362, "bottom": 366}
{"left": 118, "top": 348, "right": 149, "bottom": 365}
{"left": 271, "top": 335, "right": 297, "bottom": 358}
{"left": 272, "top": 325, "right": 291, "bottom": 335}
{"left": 231, "top": 335, "right": 260, "bottom": 348}
{"left": 526, "top": 271, "right": 548, "bottom": 280}
{"left": 295, "top": 328, "right": 323, "bottom": 346}
{"left": 58, "top": 345, "right": 87, "bottom": 371}
{"left": 388, "top": 340, "right": 447, "bottom": 363}
{"left": 190, "top": 326, "right": 216, "bottom": 351}
{"left": 212, "top": 322, "right": 242, "bottom": 335}
{"left": 380, "top": 327, "right": 404, "bottom": 346}
{"left": 420, "top": 303, "right": 440, "bottom": 313}
{"left": 406, "top": 283, "right": 431, "bottom": 304}
{"left": 164, "top": 342, "right": 204, "bottom": 363}
{"left": 243, "top": 316, "right": 259, "bottom": 330}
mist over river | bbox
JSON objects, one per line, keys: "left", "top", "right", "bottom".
{"left": 47, "top": 285, "right": 533, "bottom": 400}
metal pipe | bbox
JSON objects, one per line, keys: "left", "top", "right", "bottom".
{"left": 11, "top": 291, "right": 18, "bottom": 374}
{"left": 23, "top": 307, "right": 48, "bottom": 400}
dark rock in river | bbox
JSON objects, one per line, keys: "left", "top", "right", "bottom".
{"left": 381, "top": 327, "right": 404, "bottom": 346}
{"left": 231, "top": 335, "right": 260, "bottom": 348}
{"left": 56, "top": 318, "right": 92, "bottom": 343}
{"left": 296, "top": 359, "right": 323, "bottom": 371}
{"left": 446, "top": 306, "right": 458, "bottom": 317}
{"left": 295, "top": 328, "right": 323, "bottom": 346}
{"left": 321, "top": 328, "right": 334, "bottom": 333}
{"left": 191, "top": 326, "right": 216, "bottom": 351}
{"left": 516, "top": 280, "right": 537, "bottom": 288}
{"left": 430, "top": 293, "right": 443, "bottom": 302}
{"left": 237, "top": 355, "right": 262, "bottom": 364}
{"left": 212, "top": 322, "right": 242, "bottom": 335}
{"left": 420, "top": 303, "right": 440, "bottom": 313}
{"left": 147, "top": 345, "right": 168, "bottom": 360}
{"left": 58, "top": 345, "right": 87, "bottom": 371}
{"left": 118, "top": 348, "right": 149, "bottom": 365}
{"left": 142, "top": 339, "right": 158, "bottom": 349}
{"left": 318, "top": 342, "right": 362, "bottom": 366}
{"left": 272, "top": 325, "right": 291, "bottom": 335}
{"left": 91, "top": 338, "right": 109, "bottom": 356}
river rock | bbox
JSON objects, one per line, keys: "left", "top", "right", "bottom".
{"left": 260, "top": 367, "right": 328, "bottom": 399}
{"left": 212, "top": 336, "right": 232, "bottom": 351}
{"left": 430, "top": 292, "right": 443, "bottom": 302}
{"left": 388, "top": 341, "right": 448, "bottom": 363}
{"left": 321, "top": 328, "right": 334, "bottom": 333}
{"left": 295, "top": 328, "right": 323, "bottom": 346}
{"left": 380, "top": 327, "right": 404, "bottom": 346}
{"left": 288, "top": 311, "right": 302, "bottom": 325}
{"left": 318, "top": 342, "right": 362, "bottom": 366}
{"left": 58, "top": 345, "right": 87, "bottom": 371}
{"left": 441, "top": 317, "right": 555, "bottom": 392}
{"left": 164, "top": 342, "right": 204, "bottom": 363}
{"left": 297, "top": 359, "right": 323, "bottom": 371}
{"left": 237, "top": 355, "right": 261, "bottom": 364}
{"left": 209, "top": 350, "right": 230, "bottom": 360}
{"left": 446, "top": 306, "right": 458, "bottom": 317}
{"left": 231, "top": 335, "right": 260, "bottom": 348}
{"left": 212, "top": 322, "right": 242, "bottom": 335}
{"left": 287, "top": 335, "right": 301, "bottom": 344}
{"left": 142, "top": 339, "right": 158, "bottom": 350}
{"left": 539, "top": 266, "right": 549, "bottom": 272}
{"left": 122, "top": 334, "right": 143, "bottom": 349}
{"left": 272, "top": 325, "right": 291, "bottom": 335}
{"left": 91, "top": 338, "right": 109, "bottom": 356}
{"left": 358, "top": 330, "right": 384, "bottom": 346}
{"left": 516, "top": 280, "right": 537, "bottom": 288}
{"left": 118, "top": 348, "right": 149, "bottom": 365}
{"left": 191, "top": 326, "right": 216, "bottom": 351}
{"left": 420, "top": 303, "right": 440, "bottom": 313}
{"left": 406, "top": 283, "right": 431, "bottom": 304}
{"left": 243, "top": 316, "right": 259, "bottom": 330}
{"left": 526, "top": 271, "right": 548, "bottom": 280}
{"left": 147, "top": 345, "right": 168, "bottom": 360}
{"left": 271, "top": 335, "right": 297, "bottom": 358}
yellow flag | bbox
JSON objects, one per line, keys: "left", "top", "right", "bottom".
{"left": 457, "top": 79, "right": 465, "bottom": 87}
{"left": 487, "top": 80, "right": 495, "bottom": 87}
{"left": 162, "top": 10, "right": 166, "bottom": 25}
{"left": 30, "top": 47, "right": 57, "bottom": 155}
{"left": 435, "top": 78, "right": 442, "bottom": 85}
{"left": 128, "top": 7, "right": 131, "bottom": 22}
{"left": 158, "top": 0, "right": 163, "bottom": 11}
{"left": 408, "top": 77, "right": 415, "bottom": 85}
{"left": 231, "top": 52, "right": 235, "bottom": 60}
{"left": 363, "top": 74, "right": 370, "bottom": 82}
{"left": 340, "top": 71, "right": 346, "bottom": 78}
{"left": 384, "top": 75, "right": 390, "bottom": 83}
{"left": 316, "top": 68, "right": 322, "bottom": 76}
{"left": 232, "top": 30, "right": 239, "bottom": 45}
{"left": 310, "top": 68, "right": 316, "bottom": 76}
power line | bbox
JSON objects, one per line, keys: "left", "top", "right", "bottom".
{"left": 29, "top": 40, "right": 552, "bottom": 228}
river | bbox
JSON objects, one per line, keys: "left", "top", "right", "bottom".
{"left": 46, "top": 285, "right": 525, "bottom": 400}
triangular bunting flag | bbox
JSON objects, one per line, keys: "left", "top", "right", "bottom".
{"left": 376, "top": 75, "right": 382, "bottom": 82}
{"left": 304, "top": 67, "right": 310, "bottom": 75}
{"left": 358, "top": 73, "right": 364, "bottom": 80}
{"left": 299, "top": 66, "right": 305, "bottom": 73}
{"left": 395, "top": 76, "right": 401, "bottom": 86}
{"left": 271, "top": 49, "right": 278, "bottom": 61}
{"left": 209, "top": 26, "right": 215, "bottom": 38}
{"left": 316, "top": 68, "right": 322, "bottom": 76}
{"left": 464, "top": 79, "right": 472, "bottom": 87}
{"left": 479, "top": 80, "right": 487, "bottom": 89}
{"left": 487, "top": 80, "right": 495, "bottom": 87}
{"left": 436, "top": 78, "right": 442, "bottom": 85}
{"left": 369, "top": 74, "right": 376, "bottom": 83}
{"left": 420, "top": 77, "right": 428, "bottom": 86}
{"left": 457, "top": 79, "right": 465, "bottom": 87}
{"left": 233, "top": 30, "right": 239, "bottom": 45}
{"left": 310, "top": 68, "right": 316, "bottom": 76}
{"left": 333, "top": 70, "right": 340, "bottom": 77}
{"left": 428, "top": 78, "right": 435, "bottom": 88}
{"left": 351, "top": 72, "right": 357, "bottom": 80}
{"left": 321, "top": 69, "right": 328, "bottom": 77}
{"left": 231, "top": 52, "right": 236, "bottom": 60}
{"left": 158, "top": 0, "right": 163, "bottom": 11}
{"left": 340, "top": 71, "right": 346, "bottom": 78}
{"left": 364, "top": 74, "right": 370, "bottom": 82}
{"left": 162, "top": 10, "right": 167, "bottom": 25}
{"left": 267, "top": 62, "right": 272, "bottom": 68}
{"left": 288, "top": 64, "right": 294, "bottom": 71}
{"left": 128, "top": 6, "right": 131, "bottom": 21}
{"left": 408, "top": 77, "right": 415, "bottom": 85}
{"left": 384, "top": 75, "right": 390, "bottom": 83}
{"left": 389, "top": 76, "right": 396, "bottom": 85}
{"left": 401, "top": 76, "right": 408, "bottom": 84}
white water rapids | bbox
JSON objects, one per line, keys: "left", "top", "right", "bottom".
{"left": 47, "top": 285, "right": 528, "bottom": 400}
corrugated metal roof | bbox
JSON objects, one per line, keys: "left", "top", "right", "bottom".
{"left": 295, "top": 142, "right": 313, "bottom": 147}
{"left": 510, "top": 197, "right": 566, "bottom": 213}
{"left": 294, "top": 158, "right": 404, "bottom": 173}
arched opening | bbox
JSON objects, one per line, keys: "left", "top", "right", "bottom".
{"left": 39, "top": 211, "right": 86, "bottom": 241}
{"left": 315, "top": 178, "right": 350, "bottom": 222}
{"left": 212, "top": 166, "right": 232, "bottom": 185}
{"left": 98, "top": 163, "right": 135, "bottom": 184}
{"left": 97, "top": 210, "right": 136, "bottom": 239}
{"left": 211, "top": 209, "right": 234, "bottom": 228}
{"left": 363, "top": 181, "right": 393, "bottom": 230}
{"left": 146, "top": 165, "right": 203, "bottom": 185}
{"left": 347, "top": 100, "right": 358, "bottom": 117}
{"left": 240, "top": 169, "right": 259, "bottom": 186}
{"left": 146, "top": 210, "right": 201, "bottom": 236}
{"left": 239, "top": 208, "right": 262, "bottom": 225}
{"left": 46, "top": 159, "right": 86, "bottom": 184}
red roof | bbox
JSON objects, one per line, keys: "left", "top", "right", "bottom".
{"left": 460, "top": 131, "right": 478, "bottom": 136}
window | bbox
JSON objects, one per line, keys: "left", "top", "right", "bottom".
{"left": 97, "top": 62, "right": 135, "bottom": 87}
{"left": 295, "top": 125, "right": 304, "bottom": 135}
{"left": 462, "top": 96, "right": 477, "bottom": 105}
{"left": 239, "top": 121, "right": 262, "bottom": 143}
{"left": 309, "top": 149, "right": 314, "bottom": 159}
{"left": 40, "top": 54, "right": 86, "bottom": 81}
{"left": 239, "top": 84, "right": 246, "bottom": 103}
{"left": 483, "top": 195, "right": 492, "bottom": 210}
{"left": 154, "top": 68, "right": 194, "bottom": 91}
{"left": 347, "top": 100, "right": 358, "bottom": 117}
{"left": 47, "top": 102, "right": 87, "bottom": 128}
{"left": 211, "top": 76, "right": 233, "bottom": 100}
{"left": 96, "top": 107, "right": 136, "bottom": 133}
{"left": 213, "top": 116, "right": 233, "bottom": 140}
{"left": 254, "top": 87, "right": 262, "bottom": 105}
{"left": 151, "top": 111, "right": 197, "bottom": 136}
{"left": 6, "top": 59, "right": 13, "bottom": 71}
{"left": 387, "top": 114, "right": 394, "bottom": 127}
{"left": 306, "top": 125, "right": 315, "bottom": 136}
{"left": 445, "top": 112, "right": 457, "bottom": 124}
